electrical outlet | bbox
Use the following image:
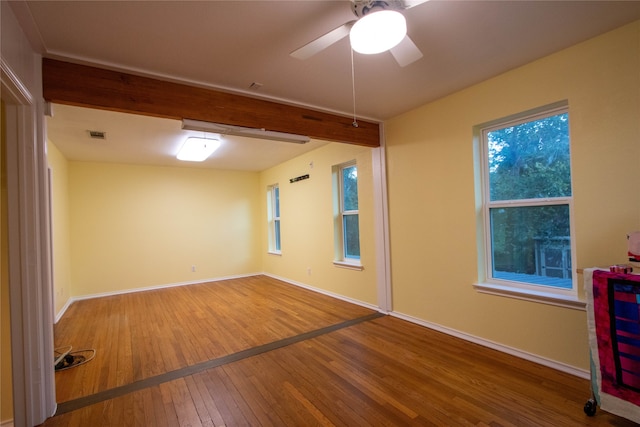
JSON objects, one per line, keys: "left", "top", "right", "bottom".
{"left": 307, "top": 267, "right": 312, "bottom": 276}
{"left": 191, "top": 265, "right": 196, "bottom": 272}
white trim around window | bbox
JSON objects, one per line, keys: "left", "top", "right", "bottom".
{"left": 333, "top": 160, "right": 362, "bottom": 268}
{"left": 474, "top": 101, "right": 580, "bottom": 307}
{"left": 267, "top": 183, "right": 281, "bottom": 254}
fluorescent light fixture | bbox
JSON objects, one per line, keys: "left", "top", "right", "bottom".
{"left": 177, "top": 137, "right": 220, "bottom": 162}
{"left": 182, "top": 119, "right": 310, "bottom": 144}
{"left": 350, "top": 10, "right": 407, "bottom": 54}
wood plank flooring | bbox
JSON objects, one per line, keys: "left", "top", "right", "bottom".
{"left": 42, "top": 275, "right": 637, "bottom": 426}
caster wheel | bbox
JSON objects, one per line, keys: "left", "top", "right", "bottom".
{"left": 584, "top": 399, "right": 597, "bottom": 416}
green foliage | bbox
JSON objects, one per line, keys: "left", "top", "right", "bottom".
{"left": 487, "top": 113, "right": 572, "bottom": 278}
{"left": 342, "top": 165, "right": 360, "bottom": 259}
{"left": 491, "top": 206, "right": 570, "bottom": 275}
{"left": 343, "top": 165, "right": 358, "bottom": 211}
{"left": 488, "top": 113, "right": 571, "bottom": 201}
{"left": 344, "top": 215, "right": 360, "bottom": 259}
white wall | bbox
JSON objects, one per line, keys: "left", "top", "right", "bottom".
{"left": 1, "top": 2, "right": 57, "bottom": 425}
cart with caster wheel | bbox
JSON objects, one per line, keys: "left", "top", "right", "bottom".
{"left": 583, "top": 268, "right": 640, "bottom": 423}
{"left": 584, "top": 397, "right": 597, "bottom": 417}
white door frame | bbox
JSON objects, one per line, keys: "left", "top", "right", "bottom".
{"left": 2, "top": 59, "right": 56, "bottom": 426}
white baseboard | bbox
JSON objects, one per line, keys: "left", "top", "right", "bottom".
{"left": 54, "top": 273, "right": 261, "bottom": 322}
{"left": 53, "top": 272, "right": 589, "bottom": 380}
{"left": 261, "top": 274, "right": 588, "bottom": 379}
{"left": 262, "top": 273, "right": 382, "bottom": 313}
{"left": 390, "top": 311, "right": 590, "bottom": 379}
{"left": 55, "top": 297, "right": 74, "bottom": 323}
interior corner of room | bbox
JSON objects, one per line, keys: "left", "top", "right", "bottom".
{"left": 46, "top": 18, "right": 640, "bottom": 386}
{"left": 3, "top": 1, "right": 640, "bottom": 425}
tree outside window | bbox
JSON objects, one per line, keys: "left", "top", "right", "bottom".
{"left": 483, "top": 108, "right": 573, "bottom": 290}
{"left": 341, "top": 164, "right": 360, "bottom": 260}
{"left": 267, "top": 184, "right": 281, "bottom": 253}
{"left": 332, "top": 161, "right": 361, "bottom": 264}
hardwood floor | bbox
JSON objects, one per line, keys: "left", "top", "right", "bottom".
{"left": 42, "top": 275, "right": 636, "bottom": 426}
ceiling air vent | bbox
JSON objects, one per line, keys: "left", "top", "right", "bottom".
{"left": 88, "top": 130, "right": 106, "bottom": 140}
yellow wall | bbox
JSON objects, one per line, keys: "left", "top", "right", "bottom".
{"left": 67, "top": 162, "right": 262, "bottom": 296}
{"left": 384, "top": 21, "right": 640, "bottom": 370}
{"left": 47, "top": 141, "right": 73, "bottom": 314}
{"left": 260, "top": 143, "right": 379, "bottom": 306}
{"left": 1, "top": 99, "right": 14, "bottom": 424}
{"left": 49, "top": 140, "right": 380, "bottom": 309}
{"left": 45, "top": 20, "right": 639, "bottom": 375}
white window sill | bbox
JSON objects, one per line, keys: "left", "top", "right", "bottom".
{"left": 268, "top": 251, "right": 282, "bottom": 256}
{"left": 333, "top": 260, "right": 364, "bottom": 271}
{"left": 474, "top": 282, "right": 585, "bottom": 310}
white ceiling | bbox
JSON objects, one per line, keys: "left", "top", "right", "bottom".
{"left": 13, "top": 0, "right": 640, "bottom": 170}
{"left": 46, "top": 104, "right": 329, "bottom": 171}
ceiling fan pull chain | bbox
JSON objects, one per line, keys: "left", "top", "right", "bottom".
{"left": 351, "top": 48, "right": 359, "bottom": 128}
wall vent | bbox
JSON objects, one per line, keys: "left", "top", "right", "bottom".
{"left": 88, "top": 130, "right": 106, "bottom": 140}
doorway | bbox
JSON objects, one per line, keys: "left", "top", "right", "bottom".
{"left": 1, "top": 61, "right": 57, "bottom": 426}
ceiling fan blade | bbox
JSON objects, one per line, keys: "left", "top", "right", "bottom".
{"left": 399, "top": 0, "right": 430, "bottom": 9}
{"left": 290, "top": 21, "right": 355, "bottom": 60}
{"left": 390, "top": 35, "right": 423, "bottom": 67}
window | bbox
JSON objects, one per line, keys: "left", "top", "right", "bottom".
{"left": 267, "top": 184, "right": 281, "bottom": 253}
{"left": 478, "top": 104, "right": 575, "bottom": 300}
{"left": 334, "top": 161, "right": 361, "bottom": 266}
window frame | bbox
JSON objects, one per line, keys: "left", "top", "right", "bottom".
{"left": 333, "top": 160, "right": 363, "bottom": 269}
{"left": 475, "top": 103, "right": 581, "bottom": 308}
{"left": 267, "top": 183, "right": 281, "bottom": 255}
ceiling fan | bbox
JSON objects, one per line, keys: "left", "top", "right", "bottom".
{"left": 290, "top": 0, "right": 428, "bottom": 67}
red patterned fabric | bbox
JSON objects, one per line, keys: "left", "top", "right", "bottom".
{"left": 592, "top": 270, "right": 640, "bottom": 406}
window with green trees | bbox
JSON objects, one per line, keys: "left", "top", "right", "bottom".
{"left": 334, "top": 161, "right": 360, "bottom": 263}
{"left": 267, "top": 184, "right": 281, "bottom": 253}
{"left": 482, "top": 106, "right": 573, "bottom": 290}
{"left": 341, "top": 164, "right": 360, "bottom": 260}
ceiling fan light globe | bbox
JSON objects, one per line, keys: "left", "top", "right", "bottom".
{"left": 350, "top": 10, "right": 407, "bottom": 54}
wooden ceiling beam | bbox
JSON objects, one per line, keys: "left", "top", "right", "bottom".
{"left": 42, "top": 58, "right": 380, "bottom": 147}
